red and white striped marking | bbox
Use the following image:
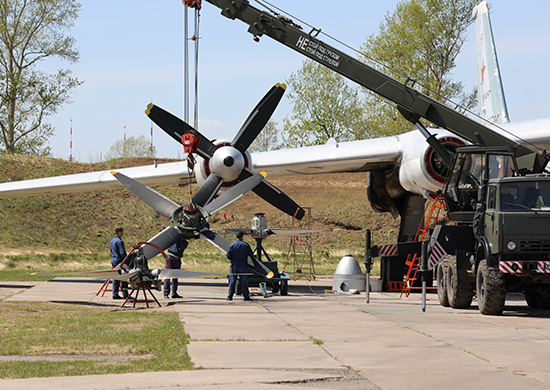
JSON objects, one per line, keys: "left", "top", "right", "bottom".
{"left": 499, "top": 261, "right": 523, "bottom": 273}
{"left": 537, "top": 261, "right": 550, "bottom": 273}
{"left": 376, "top": 244, "right": 398, "bottom": 257}
{"left": 428, "top": 242, "right": 447, "bottom": 270}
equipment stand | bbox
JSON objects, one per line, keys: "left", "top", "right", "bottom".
{"left": 120, "top": 282, "right": 161, "bottom": 308}
{"left": 96, "top": 279, "right": 112, "bottom": 297}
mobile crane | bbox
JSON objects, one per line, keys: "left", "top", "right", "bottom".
{"left": 191, "top": 0, "right": 550, "bottom": 315}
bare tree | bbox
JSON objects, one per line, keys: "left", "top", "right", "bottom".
{"left": 0, "top": 0, "right": 82, "bottom": 155}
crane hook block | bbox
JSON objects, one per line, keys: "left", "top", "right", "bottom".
{"left": 183, "top": 0, "right": 201, "bottom": 10}
{"left": 182, "top": 130, "right": 201, "bottom": 154}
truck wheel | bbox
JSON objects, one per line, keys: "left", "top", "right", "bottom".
{"left": 280, "top": 280, "right": 288, "bottom": 296}
{"left": 525, "top": 287, "right": 550, "bottom": 309}
{"left": 437, "top": 258, "right": 450, "bottom": 307}
{"left": 272, "top": 281, "right": 279, "bottom": 294}
{"left": 476, "top": 260, "right": 506, "bottom": 315}
{"left": 524, "top": 291, "right": 540, "bottom": 308}
{"left": 446, "top": 255, "right": 474, "bottom": 309}
{"left": 539, "top": 287, "right": 550, "bottom": 309}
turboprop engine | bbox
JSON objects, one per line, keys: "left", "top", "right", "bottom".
{"left": 368, "top": 131, "right": 467, "bottom": 217}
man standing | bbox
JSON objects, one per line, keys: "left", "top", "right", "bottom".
{"left": 110, "top": 227, "right": 128, "bottom": 300}
{"left": 226, "top": 231, "right": 253, "bottom": 301}
{"left": 164, "top": 239, "right": 188, "bottom": 299}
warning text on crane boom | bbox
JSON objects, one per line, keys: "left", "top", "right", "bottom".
{"left": 295, "top": 36, "right": 341, "bottom": 68}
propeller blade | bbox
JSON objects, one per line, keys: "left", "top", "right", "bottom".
{"left": 31, "top": 270, "right": 121, "bottom": 278}
{"left": 145, "top": 103, "right": 217, "bottom": 159}
{"left": 140, "top": 226, "right": 182, "bottom": 260}
{"left": 203, "top": 172, "right": 266, "bottom": 215}
{"left": 110, "top": 269, "right": 140, "bottom": 281}
{"left": 158, "top": 269, "right": 226, "bottom": 279}
{"left": 265, "top": 228, "right": 332, "bottom": 236}
{"left": 192, "top": 173, "right": 223, "bottom": 207}
{"left": 213, "top": 229, "right": 254, "bottom": 236}
{"left": 112, "top": 171, "right": 180, "bottom": 219}
{"left": 200, "top": 229, "right": 273, "bottom": 278}
{"left": 241, "top": 168, "right": 305, "bottom": 220}
{"left": 213, "top": 228, "right": 330, "bottom": 236}
{"left": 231, "top": 83, "right": 286, "bottom": 153}
{"left": 200, "top": 228, "right": 232, "bottom": 252}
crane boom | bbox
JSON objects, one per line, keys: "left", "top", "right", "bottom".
{"left": 200, "top": 0, "right": 548, "bottom": 172}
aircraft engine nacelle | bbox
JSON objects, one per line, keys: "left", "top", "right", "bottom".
{"left": 194, "top": 139, "right": 253, "bottom": 190}
{"left": 398, "top": 133, "right": 467, "bottom": 197}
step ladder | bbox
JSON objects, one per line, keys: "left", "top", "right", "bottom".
{"left": 401, "top": 197, "right": 446, "bottom": 297}
{"left": 284, "top": 207, "right": 315, "bottom": 281}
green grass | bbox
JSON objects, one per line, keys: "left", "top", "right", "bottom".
{"left": 0, "top": 242, "right": 381, "bottom": 281}
{"left": 0, "top": 301, "right": 192, "bottom": 379}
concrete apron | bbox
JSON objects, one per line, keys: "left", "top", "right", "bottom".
{"left": 3, "top": 277, "right": 550, "bottom": 389}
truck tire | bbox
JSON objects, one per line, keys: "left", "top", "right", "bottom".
{"left": 272, "top": 281, "right": 279, "bottom": 294}
{"left": 446, "top": 255, "right": 474, "bottom": 309}
{"left": 524, "top": 287, "right": 550, "bottom": 309}
{"left": 539, "top": 288, "right": 550, "bottom": 310}
{"left": 437, "top": 258, "right": 450, "bottom": 307}
{"left": 524, "top": 291, "right": 540, "bottom": 308}
{"left": 476, "top": 260, "right": 506, "bottom": 315}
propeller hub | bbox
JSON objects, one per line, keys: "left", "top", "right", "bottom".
{"left": 210, "top": 146, "right": 245, "bottom": 182}
{"left": 223, "top": 156, "right": 234, "bottom": 167}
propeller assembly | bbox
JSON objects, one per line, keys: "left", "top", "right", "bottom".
{"left": 111, "top": 170, "right": 275, "bottom": 278}
{"left": 217, "top": 212, "right": 331, "bottom": 238}
{"left": 145, "top": 83, "right": 306, "bottom": 221}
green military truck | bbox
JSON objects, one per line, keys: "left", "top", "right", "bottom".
{"left": 436, "top": 146, "right": 550, "bottom": 314}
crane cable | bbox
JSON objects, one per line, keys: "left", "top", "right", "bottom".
{"left": 183, "top": 2, "right": 201, "bottom": 197}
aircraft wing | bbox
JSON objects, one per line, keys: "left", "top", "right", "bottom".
{"left": 0, "top": 161, "right": 188, "bottom": 198}
{"left": 0, "top": 135, "right": 403, "bottom": 198}
{"left": 0, "top": 130, "right": 461, "bottom": 200}
{"left": 251, "top": 136, "right": 400, "bottom": 176}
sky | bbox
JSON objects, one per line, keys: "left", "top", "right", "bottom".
{"left": 42, "top": 0, "right": 550, "bottom": 161}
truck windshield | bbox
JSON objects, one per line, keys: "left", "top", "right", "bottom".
{"left": 500, "top": 181, "right": 550, "bottom": 211}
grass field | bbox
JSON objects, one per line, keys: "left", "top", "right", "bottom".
{"left": 0, "top": 301, "right": 192, "bottom": 379}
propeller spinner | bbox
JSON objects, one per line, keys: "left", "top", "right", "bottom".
{"left": 145, "top": 83, "right": 306, "bottom": 221}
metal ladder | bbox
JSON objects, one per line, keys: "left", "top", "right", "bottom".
{"left": 401, "top": 197, "right": 446, "bottom": 297}
{"left": 284, "top": 207, "right": 315, "bottom": 280}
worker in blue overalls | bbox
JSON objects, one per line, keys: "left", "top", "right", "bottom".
{"left": 164, "top": 238, "right": 188, "bottom": 299}
{"left": 110, "top": 227, "right": 129, "bottom": 300}
{"left": 226, "top": 231, "right": 253, "bottom": 301}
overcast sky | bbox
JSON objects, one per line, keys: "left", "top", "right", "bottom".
{"left": 42, "top": 1, "right": 550, "bottom": 161}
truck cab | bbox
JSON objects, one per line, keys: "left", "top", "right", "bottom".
{"left": 486, "top": 176, "right": 550, "bottom": 269}
{"left": 441, "top": 145, "right": 550, "bottom": 313}
{"left": 443, "top": 146, "right": 517, "bottom": 221}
